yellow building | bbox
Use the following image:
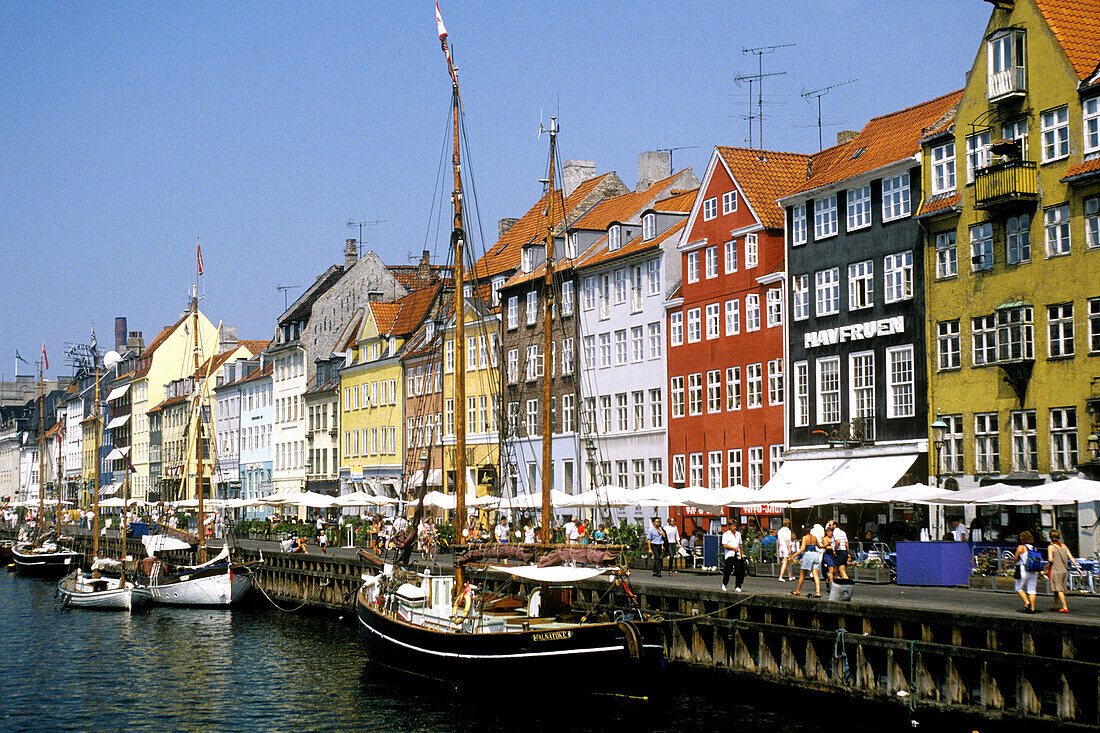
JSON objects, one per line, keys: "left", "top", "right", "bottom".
{"left": 339, "top": 285, "right": 441, "bottom": 495}
{"left": 918, "top": 0, "right": 1100, "bottom": 552}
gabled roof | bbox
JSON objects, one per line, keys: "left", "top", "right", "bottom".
{"left": 133, "top": 312, "right": 190, "bottom": 378}
{"left": 149, "top": 393, "right": 189, "bottom": 413}
{"left": 237, "top": 339, "right": 271, "bottom": 355}
{"left": 917, "top": 192, "right": 962, "bottom": 219}
{"left": 1033, "top": 0, "right": 1100, "bottom": 81}
{"left": 388, "top": 264, "right": 449, "bottom": 292}
{"left": 279, "top": 265, "right": 344, "bottom": 325}
{"left": 785, "top": 89, "right": 964, "bottom": 197}
{"left": 578, "top": 218, "right": 687, "bottom": 271}
{"left": 571, "top": 171, "right": 685, "bottom": 230}
{"left": 716, "top": 147, "right": 812, "bottom": 229}
{"left": 370, "top": 283, "right": 442, "bottom": 339}
{"left": 367, "top": 302, "right": 402, "bottom": 337}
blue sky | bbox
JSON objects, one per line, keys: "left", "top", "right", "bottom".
{"left": 0, "top": 1, "right": 991, "bottom": 380}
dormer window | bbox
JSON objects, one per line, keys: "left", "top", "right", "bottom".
{"left": 642, "top": 214, "right": 655, "bottom": 241}
{"left": 521, "top": 248, "right": 533, "bottom": 273}
{"left": 608, "top": 224, "right": 622, "bottom": 251}
{"left": 987, "top": 29, "right": 1026, "bottom": 102}
{"left": 566, "top": 232, "right": 578, "bottom": 259}
{"left": 491, "top": 276, "right": 505, "bottom": 306}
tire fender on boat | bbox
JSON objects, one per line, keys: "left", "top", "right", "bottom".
{"left": 617, "top": 620, "right": 643, "bottom": 660}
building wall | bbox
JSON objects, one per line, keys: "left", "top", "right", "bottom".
{"left": 341, "top": 322, "right": 405, "bottom": 489}
{"left": 239, "top": 373, "right": 273, "bottom": 505}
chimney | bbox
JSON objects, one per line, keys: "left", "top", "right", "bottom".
{"left": 219, "top": 325, "right": 239, "bottom": 353}
{"left": 418, "top": 250, "right": 431, "bottom": 280}
{"left": 498, "top": 218, "right": 519, "bottom": 238}
{"left": 562, "top": 160, "right": 597, "bottom": 197}
{"left": 637, "top": 150, "right": 670, "bottom": 191}
{"left": 114, "top": 317, "right": 127, "bottom": 353}
{"left": 345, "top": 238, "right": 358, "bottom": 269}
{"left": 837, "top": 130, "right": 859, "bottom": 145}
{"left": 126, "top": 331, "right": 145, "bottom": 355}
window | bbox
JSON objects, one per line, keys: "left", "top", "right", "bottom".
{"left": 846, "top": 184, "right": 871, "bottom": 230}
{"left": 1041, "top": 106, "right": 1069, "bottom": 162}
{"left": 672, "top": 455, "right": 686, "bottom": 484}
{"left": 598, "top": 333, "right": 612, "bottom": 368}
{"left": 883, "top": 251, "right": 913, "bottom": 303}
{"left": 1050, "top": 408, "right": 1078, "bottom": 472}
{"left": 770, "top": 445, "right": 784, "bottom": 478}
{"left": 930, "top": 141, "right": 956, "bottom": 194}
{"left": 881, "top": 173, "right": 911, "bottom": 221}
{"left": 650, "top": 389, "right": 663, "bottom": 428}
{"left": 647, "top": 258, "right": 661, "bottom": 294}
{"left": 1001, "top": 118, "right": 1029, "bottom": 158}
{"left": 975, "top": 413, "right": 1000, "bottom": 474}
{"left": 705, "top": 245, "right": 718, "bottom": 279}
{"left": 630, "top": 266, "right": 643, "bottom": 312}
{"left": 886, "top": 346, "right": 915, "bottom": 418}
{"left": 988, "top": 29, "right": 1025, "bottom": 99}
{"left": 686, "top": 251, "right": 699, "bottom": 283}
{"left": 614, "top": 268, "right": 627, "bottom": 304}
{"left": 599, "top": 396, "right": 612, "bottom": 433}
{"left": 630, "top": 326, "right": 644, "bottom": 363}
{"left": 560, "top": 280, "right": 574, "bottom": 316}
{"left": 1090, "top": 298, "right": 1100, "bottom": 353}
{"left": 1011, "top": 410, "right": 1037, "bottom": 472}
{"left": 688, "top": 373, "right": 702, "bottom": 416}
{"left": 1087, "top": 197, "right": 1100, "bottom": 250}
{"left": 724, "top": 239, "right": 737, "bottom": 273}
{"left": 815, "top": 268, "right": 840, "bottom": 316}
{"left": 1048, "top": 303, "right": 1074, "bottom": 358}
{"left": 935, "top": 230, "right": 957, "bottom": 279}
{"left": 940, "top": 414, "right": 963, "bottom": 474}
{"left": 849, "top": 351, "right": 875, "bottom": 433}
{"left": 726, "top": 367, "right": 741, "bottom": 411}
{"left": 689, "top": 453, "right": 704, "bottom": 487}
{"left": 615, "top": 329, "right": 628, "bottom": 365}
{"left": 616, "top": 393, "right": 629, "bottom": 431}
{"left": 848, "top": 260, "right": 874, "bottom": 311}
{"left": 1006, "top": 214, "right": 1030, "bottom": 265}
{"left": 965, "top": 132, "right": 991, "bottom": 182}
{"left": 648, "top": 322, "right": 662, "bottom": 359}
{"left": 705, "top": 303, "right": 720, "bottom": 339}
{"left": 670, "top": 312, "right": 683, "bottom": 346}
{"left": 582, "top": 276, "right": 596, "bottom": 311}
{"left": 565, "top": 233, "right": 578, "bottom": 259}
{"left": 793, "top": 361, "right": 809, "bottom": 427}
{"left": 1086, "top": 98, "right": 1100, "bottom": 154}
{"left": 642, "top": 213, "right": 655, "bottom": 241}
{"left": 703, "top": 197, "right": 717, "bottom": 221}
{"left": 526, "top": 290, "right": 538, "bottom": 325}
{"left": 632, "top": 391, "right": 645, "bottom": 430}
{"left": 745, "top": 234, "right": 758, "bottom": 268}
{"left": 526, "top": 345, "right": 540, "bottom": 381}
{"left": 767, "top": 358, "right": 783, "bottom": 405}
{"left": 997, "top": 305, "right": 1033, "bottom": 361}
{"left": 748, "top": 447, "right": 764, "bottom": 490}
{"left": 792, "top": 203, "right": 807, "bottom": 246}
{"left": 972, "top": 314, "right": 997, "bottom": 365}
{"left": 582, "top": 335, "right": 596, "bottom": 369}
{"left": 707, "top": 370, "right": 721, "bottom": 413}
{"left": 525, "top": 399, "right": 539, "bottom": 437}
{"left": 507, "top": 296, "right": 518, "bottom": 329}
{"left": 631, "top": 459, "right": 645, "bottom": 489}
{"left": 671, "top": 376, "right": 685, "bottom": 418}
{"left": 766, "top": 288, "right": 783, "bottom": 327}
{"left": 938, "top": 320, "right": 960, "bottom": 370}
{"left": 727, "top": 449, "right": 742, "bottom": 487}
{"left": 816, "top": 356, "right": 840, "bottom": 424}
{"left": 562, "top": 337, "right": 574, "bottom": 375}
{"left": 725, "top": 299, "right": 740, "bottom": 335}
{"left": 708, "top": 451, "right": 723, "bottom": 489}
{"left": 608, "top": 224, "right": 621, "bottom": 251}
{"left": 722, "top": 190, "right": 737, "bottom": 214}
{"left": 970, "top": 222, "right": 993, "bottom": 272}
{"left": 745, "top": 295, "right": 761, "bottom": 331}
{"left": 598, "top": 274, "right": 610, "bottom": 319}
{"left": 792, "top": 275, "right": 809, "bottom": 321}
{"left": 507, "top": 349, "right": 519, "bottom": 384}
{"left": 814, "top": 195, "right": 838, "bottom": 239}
{"left": 1045, "top": 205, "right": 1070, "bottom": 257}
{"left": 687, "top": 308, "right": 701, "bottom": 342}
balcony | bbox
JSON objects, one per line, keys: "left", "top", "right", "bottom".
{"left": 974, "top": 160, "right": 1038, "bottom": 211}
{"left": 987, "top": 67, "right": 1026, "bottom": 103}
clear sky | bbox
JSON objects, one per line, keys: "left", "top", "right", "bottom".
{"left": 1, "top": 1, "right": 992, "bottom": 381}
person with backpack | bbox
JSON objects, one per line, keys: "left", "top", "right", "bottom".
{"left": 1013, "top": 530, "right": 1044, "bottom": 613}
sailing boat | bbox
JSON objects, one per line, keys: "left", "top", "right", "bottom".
{"left": 355, "top": 4, "right": 663, "bottom": 682}
{"left": 13, "top": 351, "right": 79, "bottom": 576}
{"left": 57, "top": 339, "right": 153, "bottom": 610}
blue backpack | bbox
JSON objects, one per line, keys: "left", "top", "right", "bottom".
{"left": 1024, "top": 546, "right": 1044, "bottom": 572}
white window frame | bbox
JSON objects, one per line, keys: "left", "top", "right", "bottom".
{"left": 745, "top": 294, "right": 761, "bottom": 332}
{"left": 724, "top": 239, "right": 737, "bottom": 273}
{"left": 608, "top": 224, "right": 621, "bottom": 251}
{"left": 881, "top": 172, "right": 911, "bottom": 221}
{"left": 885, "top": 345, "right": 915, "bottom": 419}
{"left": 1085, "top": 98, "right": 1100, "bottom": 155}
{"left": 1047, "top": 303, "right": 1074, "bottom": 358}
{"left": 725, "top": 298, "right": 740, "bottom": 335}
{"left": 745, "top": 233, "right": 758, "bottom": 268}
{"left": 937, "top": 320, "right": 960, "bottom": 370}
{"left": 791, "top": 203, "right": 807, "bottom": 246}
{"left": 722, "top": 190, "right": 737, "bottom": 215}
{"left": 883, "top": 250, "right": 913, "bottom": 303}
{"left": 930, "top": 141, "right": 956, "bottom": 194}
{"left": 965, "top": 132, "right": 991, "bottom": 183}
{"left": 1044, "top": 204, "right": 1071, "bottom": 257}
{"left": 670, "top": 312, "right": 683, "bottom": 346}
{"left": 846, "top": 184, "right": 871, "bottom": 230}
{"left": 686, "top": 251, "right": 699, "bottom": 283}
{"left": 792, "top": 274, "right": 809, "bottom": 321}
{"left": 1050, "top": 407, "right": 1078, "bottom": 472}
{"left": 793, "top": 361, "right": 809, "bottom": 427}
{"left": 686, "top": 307, "right": 701, "bottom": 343}
{"left": 1041, "top": 106, "right": 1069, "bottom": 163}
{"left": 815, "top": 267, "right": 840, "bottom": 316}
{"left": 766, "top": 287, "right": 783, "bottom": 327}
{"left": 642, "top": 213, "right": 655, "bottom": 241}
{"left": 767, "top": 357, "right": 783, "bottom": 406}
{"left": 705, "top": 303, "right": 720, "bottom": 340}
{"left": 813, "top": 195, "right": 838, "bottom": 239}
{"left": 705, "top": 245, "right": 718, "bottom": 279}
{"left": 970, "top": 222, "right": 993, "bottom": 272}
{"left": 848, "top": 260, "right": 874, "bottom": 311}
{"left": 816, "top": 356, "right": 840, "bottom": 424}
{"left": 703, "top": 197, "right": 717, "bottom": 221}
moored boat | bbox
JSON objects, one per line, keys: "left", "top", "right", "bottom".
{"left": 136, "top": 543, "right": 252, "bottom": 606}
{"left": 57, "top": 564, "right": 153, "bottom": 611}
{"left": 12, "top": 540, "right": 79, "bottom": 577}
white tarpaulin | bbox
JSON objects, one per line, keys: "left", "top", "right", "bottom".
{"left": 142, "top": 534, "right": 192, "bottom": 555}
{"left": 489, "top": 565, "right": 616, "bottom": 583}
{"left": 759, "top": 453, "right": 919, "bottom": 504}
{"left": 407, "top": 467, "right": 477, "bottom": 494}
{"left": 284, "top": 490, "right": 337, "bottom": 508}
{"left": 105, "top": 446, "right": 131, "bottom": 461}
{"left": 106, "top": 384, "right": 130, "bottom": 402}
{"left": 106, "top": 414, "right": 131, "bottom": 430}
{"left": 934, "top": 483, "right": 1022, "bottom": 505}
{"left": 334, "top": 491, "right": 397, "bottom": 507}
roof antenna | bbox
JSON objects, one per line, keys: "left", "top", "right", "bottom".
{"left": 802, "top": 79, "right": 858, "bottom": 151}
{"left": 656, "top": 146, "right": 699, "bottom": 175}
{"left": 739, "top": 43, "right": 794, "bottom": 150}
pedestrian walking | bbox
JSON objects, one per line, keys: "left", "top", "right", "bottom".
{"left": 664, "top": 516, "right": 681, "bottom": 575}
{"left": 645, "top": 517, "right": 667, "bottom": 578}
{"left": 792, "top": 524, "right": 823, "bottom": 597}
{"left": 721, "top": 519, "right": 745, "bottom": 592}
{"left": 1047, "top": 529, "right": 1082, "bottom": 614}
{"left": 1014, "top": 530, "right": 1043, "bottom": 613}
{"left": 777, "top": 518, "right": 796, "bottom": 582}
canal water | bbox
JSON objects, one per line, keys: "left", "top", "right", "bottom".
{"left": 0, "top": 571, "right": 1048, "bottom": 732}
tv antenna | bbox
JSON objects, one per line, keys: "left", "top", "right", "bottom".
{"left": 347, "top": 220, "right": 386, "bottom": 258}
{"left": 738, "top": 43, "right": 794, "bottom": 150}
{"left": 656, "top": 146, "right": 699, "bottom": 175}
{"left": 802, "top": 79, "right": 858, "bottom": 150}
{"left": 277, "top": 285, "right": 300, "bottom": 311}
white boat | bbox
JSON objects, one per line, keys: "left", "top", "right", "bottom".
{"left": 57, "top": 564, "right": 153, "bottom": 611}
{"left": 137, "top": 543, "right": 252, "bottom": 606}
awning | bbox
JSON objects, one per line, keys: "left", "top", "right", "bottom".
{"left": 106, "top": 414, "right": 131, "bottom": 430}
{"left": 105, "top": 446, "right": 131, "bottom": 461}
{"left": 98, "top": 482, "right": 121, "bottom": 496}
{"left": 759, "top": 453, "right": 919, "bottom": 504}
{"left": 107, "top": 384, "right": 130, "bottom": 402}
{"left": 489, "top": 565, "right": 616, "bottom": 583}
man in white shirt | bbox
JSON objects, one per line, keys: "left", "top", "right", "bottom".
{"left": 827, "top": 520, "right": 850, "bottom": 581}
{"left": 721, "top": 519, "right": 745, "bottom": 592}
{"left": 564, "top": 516, "right": 580, "bottom": 545}
{"left": 777, "top": 518, "right": 795, "bottom": 582}
{"left": 950, "top": 519, "right": 968, "bottom": 543}
{"left": 663, "top": 517, "right": 681, "bottom": 574}
{"left": 494, "top": 517, "right": 510, "bottom": 543}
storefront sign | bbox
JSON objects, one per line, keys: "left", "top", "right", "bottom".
{"left": 739, "top": 504, "right": 784, "bottom": 515}
{"left": 804, "top": 315, "right": 904, "bottom": 349}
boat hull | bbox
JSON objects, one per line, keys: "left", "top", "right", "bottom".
{"left": 0, "top": 542, "right": 12, "bottom": 565}
{"left": 12, "top": 543, "right": 80, "bottom": 577}
{"left": 356, "top": 591, "right": 664, "bottom": 685}
{"left": 141, "top": 564, "right": 252, "bottom": 606}
{"left": 56, "top": 572, "right": 153, "bottom": 611}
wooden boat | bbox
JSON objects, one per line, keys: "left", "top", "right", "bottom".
{"left": 57, "top": 562, "right": 153, "bottom": 611}
{"left": 12, "top": 540, "right": 79, "bottom": 577}
{"left": 137, "top": 543, "right": 252, "bottom": 606}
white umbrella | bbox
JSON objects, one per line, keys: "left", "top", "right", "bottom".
{"left": 334, "top": 491, "right": 395, "bottom": 507}
{"left": 285, "top": 490, "right": 338, "bottom": 509}
{"left": 935, "top": 482, "right": 1023, "bottom": 505}
{"left": 980, "top": 477, "right": 1100, "bottom": 506}
{"left": 99, "top": 497, "right": 128, "bottom": 508}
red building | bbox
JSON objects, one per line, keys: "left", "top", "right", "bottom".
{"left": 666, "top": 146, "right": 809, "bottom": 532}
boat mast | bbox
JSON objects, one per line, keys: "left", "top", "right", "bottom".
{"left": 91, "top": 357, "right": 101, "bottom": 571}
{"left": 439, "top": 4, "right": 466, "bottom": 543}
{"left": 540, "top": 119, "right": 558, "bottom": 541}
{"left": 36, "top": 360, "right": 45, "bottom": 536}
{"left": 191, "top": 274, "right": 207, "bottom": 563}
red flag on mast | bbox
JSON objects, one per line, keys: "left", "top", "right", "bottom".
{"left": 41, "top": 342, "right": 48, "bottom": 370}
{"left": 197, "top": 239, "right": 204, "bottom": 276}
{"left": 436, "top": 2, "right": 458, "bottom": 88}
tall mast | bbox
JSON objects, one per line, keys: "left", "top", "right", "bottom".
{"left": 36, "top": 361, "right": 45, "bottom": 536}
{"left": 540, "top": 119, "right": 558, "bottom": 541}
{"left": 439, "top": 3, "right": 466, "bottom": 542}
{"left": 91, "top": 358, "right": 101, "bottom": 572}
{"left": 191, "top": 284, "right": 207, "bottom": 563}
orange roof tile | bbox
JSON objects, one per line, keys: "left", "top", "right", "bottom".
{"left": 388, "top": 265, "right": 449, "bottom": 292}
{"left": 237, "top": 339, "right": 271, "bottom": 355}
{"left": 572, "top": 171, "right": 685, "bottom": 230}
{"left": 650, "top": 189, "right": 698, "bottom": 213}
{"left": 133, "top": 312, "right": 190, "bottom": 378}
{"left": 786, "top": 90, "right": 964, "bottom": 197}
{"left": 717, "top": 147, "right": 812, "bottom": 229}
{"left": 578, "top": 219, "right": 687, "bottom": 271}
{"left": 1034, "top": 0, "right": 1100, "bottom": 80}
{"left": 367, "top": 302, "right": 402, "bottom": 336}
{"left": 371, "top": 283, "right": 442, "bottom": 338}
{"left": 917, "top": 192, "right": 962, "bottom": 218}
{"left": 1062, "top": 157, "right": 1100, "bottom": 182}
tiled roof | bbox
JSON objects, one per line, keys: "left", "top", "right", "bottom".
{"left": 786, "top": 89, "right": 964, "bottom": 196}
{"left": 388, "top": 265, "right": 449, "bottom": 292}
{"left": 1034, "top": 0, "right": 1100, "bottom": 80}
{"left": 133, "top": 312, "right": 190, "bottom": 378}
{"left": 578, "top": 219, "right": 687, "bottom": 271}
{"left": 717, "top": 147, "right": 812, "bottom": 229}
{"left": 239, "top": 363, "right": 273, "bottom": 385}
{"left": 238, "top": 339, "right": 271, "bottom": 355}
{"left": 668, "top": 283, "right": 682, "bottom": 300}
{"left": 1061, "top": 157, "right": 1100, "bottom": 182}
{"left": 917, "top": 192, "right": 962, "bottom": 218}
{"left": 196, "top": 349, "right": 238, "bottom": 379}
{"left": 367, "top": 302, "right": 402, "bottom": 336}
{"left": 572, "top": 171, "right": 685, "bottom": 230}
{"left": 650, "top": 189, "right": 697, "bottom": 213}
{"left": 372, "top": 283, "right": 443, "bottom": 338}
{"left": 473, "top": 173, "right": 618, "bottom": 281}
{"left": 149, "top": 393, "right": 189, "bottom": 412}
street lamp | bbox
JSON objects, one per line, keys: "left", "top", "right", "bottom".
{"left": 930, "top": 412, "right": 948, "bottom": 539}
